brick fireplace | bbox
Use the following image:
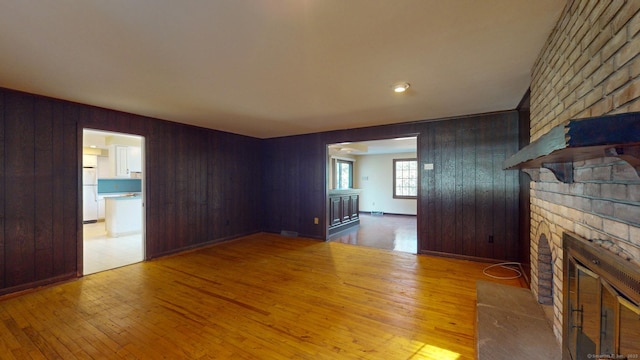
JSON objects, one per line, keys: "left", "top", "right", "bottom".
{"left": 523, "top": 0, "right": 640, "bottom": 349}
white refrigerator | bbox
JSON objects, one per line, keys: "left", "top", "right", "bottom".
{"left": 83, "top": 167, "right": 98, "bottom": 223}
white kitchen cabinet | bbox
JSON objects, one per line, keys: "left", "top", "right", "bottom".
{"left": 115, "top": 146, "right": 129, "bottom": 177}
{"left": 82, "top": 154, "right": 98, "bottom": 167}
{"left": 98, "top": 198, "right": 105, "bottom": 220}
{"left": 112, "top": 145, "right": 141, "bottom": 177}
{"left": 105, "top": 195, "right": 142, "bottom": 237}
{"left": 127, "top": 146, "right": 142, "bottom": 173}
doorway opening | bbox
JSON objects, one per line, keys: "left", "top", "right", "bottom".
{"left": 326, "top": 136, "right": 418, "bottom": 253}
{"left": 82, "top": 129, "right": 145, "bottom": 275}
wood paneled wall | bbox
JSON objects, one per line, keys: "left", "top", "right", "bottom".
{"left": 0, "top": 86, "right": 522, "bottom": 295}
{"left": 0, "top": 88, "right": 262, "bottom": 295}
{"left": 261, "top": 133, "right": 326, "bottom": 237}
{"left": 262, "top": 111, "right": 521, "bottom": 261}
{"left": 419, "top": 113, "right": 520, "bottom": 260}
{"left": 0, "top": 91, "right": 78, "bottom": 292}
{"left": 518, "top": 108, "right": 531, "bottom": 268}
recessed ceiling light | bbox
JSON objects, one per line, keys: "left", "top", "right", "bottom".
{"left": 89, "top": 145, "right": 97, "bottom": 148}
{"left": 393, "top": 82, "right": 410, "bottom": 93}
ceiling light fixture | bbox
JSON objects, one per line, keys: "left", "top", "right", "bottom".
{"left": 393, "top": 82, "right": 410, "bottom": 93}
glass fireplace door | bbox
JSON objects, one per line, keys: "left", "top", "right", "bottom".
{"left": 567, "top": 258, "right": 640, "bottom": 359}
{"left": 619, "top": 298, "right": 640, "bottom": 358}
{"left": 568, "top": 258, "right": 578, "bottom": 359}
{"left": 599, "top": 283, "right": 617, "bottom": 354}
{"left": 576, "top": 264, "right": 600, "bottom": 359}
{"left": 563, "top": 232, "right": 640, "bottom": 360}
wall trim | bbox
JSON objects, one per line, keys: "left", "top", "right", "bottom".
{"left": 0, "top": 273, "right": 77, "bottom": 298}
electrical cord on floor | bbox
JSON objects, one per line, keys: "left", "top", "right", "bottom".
{"left": 482, "top": 262, "right": 523, "bottom": 280}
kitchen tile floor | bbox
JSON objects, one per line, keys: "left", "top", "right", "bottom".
{"left": 83, "top": 221, "right": 144, "bottom": 275}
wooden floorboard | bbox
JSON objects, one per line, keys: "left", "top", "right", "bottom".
{"left": 0, "top": 233, "right": 526, "bottom": 359}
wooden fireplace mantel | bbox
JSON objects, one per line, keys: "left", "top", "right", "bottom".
{"left": 503, "top": 112, "right": 640, "bottom": 183}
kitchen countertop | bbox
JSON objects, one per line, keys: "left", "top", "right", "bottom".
{"left": 104, "top": 194, "right": 141, "bottom": 200}
{"left": 98, "top": 177, "right": 141, "bottom": 180}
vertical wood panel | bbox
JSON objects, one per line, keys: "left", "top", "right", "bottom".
{"left": 51, "top": 101, "right": 66, "bottom": 275}
{"left": 432, "top": 127, "right": 443, "bottom": 252}
{"left": 440, "top": 124, "right": 456, "bottom": 254}
{"left": 174, "top": 126, "right": 189, "bottom": 246}
{"left": 281, "top": 139, "right": 299, "bottom": 233}
{"left": 34, "top": 97, "right": 54, "bottom": 280}
{"left": 416, "top": 135, "right": 426, "bottom": 250}
{"left": 294, "top": 136, "right": 318, "bottom": 236}
{"left": 461, "top": 125, "right": 476, "bottom": 257}
{"left": 505, "top": 115, "right": 520, "bottom": 261}
{"left": 143, "top": 117, "right": 158, "bottom": 259}
{"left": 62, "top": 103, "right": 78, "bottom": 274}
{"left": 420, "top": 128, "right": 435, "bottom": 251}
{"left": 159, "top": 122, "right": 177, "bottom": 255}
{"left": 0, "top": 91, "right": 5, "bottom": 288}
{"left": 237, "top": 134, "right": 262, "bottom": 236}
{"left": 261, "top": 141, "right": 282, "bottom": 234}
{"left": 197, "top": 130, "right": 208, "bottom": 244}
{"left": 518, "top": 109, "right": 531, "bottom": 265}
{"left": 491, "top": 117, "right": 508, "bottom": 260}
{"left": 263, "top": 139, "right": 283, "bottom": 233}
{"left": 475, "top": 118, "right": 493, "bottom": 258}
{"left": 454, "top": 128, "right": 465, "bottom": 254}
{"left": 4, "top": 91, "right": 36, "bottom": 287}
{"left": 146, "top": 121, "right": 163, "bottom": 257}
{"left": 191, "top": 127, "right": 207, "bottom": 244}
{"left": 208, "top": 131, "right": 222, "bottom": 240}
{"left": 185, "top": 126, "right": 196, "bottom": 244}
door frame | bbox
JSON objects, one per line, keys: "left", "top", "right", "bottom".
{"left": 79, "top": 127, "right": 146, "bottom": 275}
{"left": 324, "top": 134, "right": 420, "bottom": 253}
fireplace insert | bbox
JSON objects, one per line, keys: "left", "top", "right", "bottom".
{"left": 563, "top": 232, "right": 640, "bottom": 360}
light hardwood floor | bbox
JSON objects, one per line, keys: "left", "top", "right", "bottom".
{"left": 0, "top": 233, "right": 526, "bottom": 359}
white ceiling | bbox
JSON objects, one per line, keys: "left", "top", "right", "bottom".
{"left": 0, "top": 1, "right": 564, "bottom": 139}
{"left": 329, "top": 137, "right": 417, "bottom": 156}
{"left": 84, "top": 129, "right": 142, "bottom": 149}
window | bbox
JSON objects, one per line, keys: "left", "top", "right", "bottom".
{"left": 336, "top": 159, "right": 353, "bottom": 189}
{"left": 393, "top": 158, "right": 417, "bottom": 198}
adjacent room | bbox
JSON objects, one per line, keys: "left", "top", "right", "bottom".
{"left": 82, "top": 129, "right": 145, "bottom": 275}
{"left": 327, "top": 137, "right": 418, "bottom": 253}
{"left": 1, "top": 1, "right": 639, "bottom": 359}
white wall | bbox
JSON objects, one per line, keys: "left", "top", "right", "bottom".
{"left": 354, "top": 152, "right": 417, "bottom": 215}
